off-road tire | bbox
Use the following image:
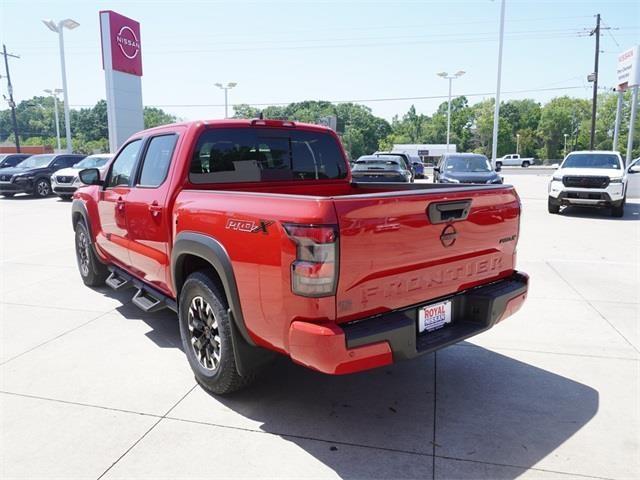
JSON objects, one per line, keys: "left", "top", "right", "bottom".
{"left": 548, "top": 197, "right": 560, "bottom": 214}
{"left": 179, "top": 271, "right": 256, "bottom": 395}
{"left": 74, "top": 221, "right": 108, "bottom": 286}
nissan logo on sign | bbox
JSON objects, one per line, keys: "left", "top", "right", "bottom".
{"left": 116, "top": 26, "right": 140, "bottom": 60}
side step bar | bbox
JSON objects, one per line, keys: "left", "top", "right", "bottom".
{"left": 105, "top": 266, "right": 177, "bottom": 313}
{"left": 105, "top": 271, "right": 131, "bottom": 290}
{"left": 132, "top": 288, "right": 164, "bottom": 313}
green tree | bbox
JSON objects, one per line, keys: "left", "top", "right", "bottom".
{"left": 143, "top": 106, "right": 177, "bottom": 129}
{"left": 538, "top": 96, "right": 590, "bottom": 160}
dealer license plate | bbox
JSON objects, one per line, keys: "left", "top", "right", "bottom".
{"left": 418, "top": 300, "right": 452, "bottom": 333}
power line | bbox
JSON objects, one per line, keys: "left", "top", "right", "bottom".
{"left": 65, "top": 85, "right": 587, "bottom": 109}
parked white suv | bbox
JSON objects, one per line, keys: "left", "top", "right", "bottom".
{"left": 548, "top": 151, "right": 627, "bottom": 217}
{"left": 51, "top": 153, "right": 113, "bottom": 200}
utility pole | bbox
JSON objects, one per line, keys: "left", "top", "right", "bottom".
{"left": 1, "top": 44, "right": 21, "bottom": 152}
{"left": 589, "top": 14, "right": 600, "bottom": 150}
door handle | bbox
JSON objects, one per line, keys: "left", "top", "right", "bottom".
{"left": 148, "top": 201, "right": 162, "bottom": 217}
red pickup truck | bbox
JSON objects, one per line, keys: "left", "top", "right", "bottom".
{"left": 72, "top": 119, "right": 528, "bottom": 394}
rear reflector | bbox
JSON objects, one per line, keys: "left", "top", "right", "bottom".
{"left": 284, "top": 224, "right": 338, "bottom": 297}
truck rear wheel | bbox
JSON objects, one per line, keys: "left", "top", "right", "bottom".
{"left": 548, "top": 197, "right": 560, "bottom": 214}
{"left": 74, "top": 221, "right": 109, "bottom": 286}
{"left": 179, "top": 271, "right": 256, "bottom": 395}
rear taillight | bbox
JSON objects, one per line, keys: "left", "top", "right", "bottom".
{"left": 284, "top": 224, "right": 338, "bottom": 297}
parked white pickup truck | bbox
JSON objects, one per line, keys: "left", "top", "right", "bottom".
{"left": 497, "top": 154, "right": 534, "bottom": 168}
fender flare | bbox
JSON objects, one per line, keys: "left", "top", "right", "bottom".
{"left": 172, "top": 231, "right": 255, "bottom": 347}
{"left": 71, "top": 200, "right": 94, "bottom": 241}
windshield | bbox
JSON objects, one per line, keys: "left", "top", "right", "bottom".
{"left": 562, "top": 153, "right": 621, "bottom": 169}
{"left": 16, "top": 155, "right": 54, "bottom": 168}
{"left": 443, "top": 156, "right": 491, "bottom": 172}
{"left": 74, "top": 156, "right": 111, "bottom": 169}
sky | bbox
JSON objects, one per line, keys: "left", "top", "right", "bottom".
{"left": 1, "top": 0, "right": 639, "bottom": 122}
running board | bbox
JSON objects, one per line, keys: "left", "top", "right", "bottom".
{"left": 106, "top": 265, "right": 178, "bottom": 313}
{"left": 132, "top": 288, "right": 164, "bottom": 313}
{"left": 106, "top": 271, "right": 131, "bottom": 290}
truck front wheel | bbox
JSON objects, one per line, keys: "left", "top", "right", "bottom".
{"left": 522, "top": 161, "right": 530, "bottom": 168}
{"left": 179, "top": 271, "right": 255, "bottom": 395}
{"left": 548, "top": 197, "right": 560, "bottom": 214}
{"left": 74, "top": 221, "right": 109, "bottom": 286}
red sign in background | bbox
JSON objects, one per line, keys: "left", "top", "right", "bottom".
{"left": 100, "top": 10, "right": 143, "bottom": 77}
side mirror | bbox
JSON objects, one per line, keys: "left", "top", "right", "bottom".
{"left": 628, "top": 165, "right": 640, "bottom": 174}
{"left": 495, "top": 164, "right": 502, "bottom": 172}
{"left": 78, "top": 168, "right": 103, "bottom": 186}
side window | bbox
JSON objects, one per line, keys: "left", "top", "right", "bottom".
{"left": 51, "top": 157, "right": 65, "bottom": 170}
{"left": 65, "top": 157, "right": 79, "bottom": 167}
{"left": 107, "top": 140, "right": 142, "bottom": 188}
{"left": 137, "top": 134, "right": 178, "bottom": 187}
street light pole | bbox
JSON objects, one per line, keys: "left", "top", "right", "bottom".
{"left": 43, "top": 18, "right": 79, "bottom": 153}
{"left": 516, "top": 133, "right": 520, "bottom": 155}
{"left": 564, "top": 133, "right": 568, "bottom": 158}
{"left": 437, "top": 71, "right": 465, "bottom": 152}
{"left": 44, "top": 89, "right": 63, "bottom": 151}
{"left": 215, "top": 82, "right": 238, "bottom": 118}
{"left": 491, "top": 0, "right": 506, "bottom": 168}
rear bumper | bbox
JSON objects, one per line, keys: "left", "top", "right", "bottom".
{"left": 287, "top": 271, "right": 529, "bottom": 374}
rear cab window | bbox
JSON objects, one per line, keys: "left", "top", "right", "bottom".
{"left": 189, "top": 128, "right": 347, "bottom": 184}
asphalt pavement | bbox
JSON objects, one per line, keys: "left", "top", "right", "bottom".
{"left": 0, "top": 174, "right": 638, "bottom": 479}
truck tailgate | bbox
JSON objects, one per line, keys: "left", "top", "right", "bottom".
{"left": 333, "top": 186, "right": 520, "bottom": 323}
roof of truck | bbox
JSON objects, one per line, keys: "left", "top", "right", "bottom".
{"left": 137, "top": 118, "right": 333, "bottom": 136}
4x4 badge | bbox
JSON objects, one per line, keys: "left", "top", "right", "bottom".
{"left": 440, "top": 225, "right": 457, "bottom": 247}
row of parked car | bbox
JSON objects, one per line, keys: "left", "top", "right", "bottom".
{"left": 0, "top": 152, "right": 113, "bottom": 199}
{"left": 352, "top": 151, "right": 503, "bottom": 185}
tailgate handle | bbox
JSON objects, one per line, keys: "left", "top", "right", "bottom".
{"left": 427, "top": 200, "right": 471, "bottom": 224}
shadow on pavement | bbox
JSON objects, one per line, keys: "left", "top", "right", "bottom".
{"left": 94, "top": 286, "right": 599, "bottom": 478}
{"left": 560, "top": 202, "right": 640, "bottom": 221}
{"left": 213, "top": 344, "right": 598, "bottom": 479}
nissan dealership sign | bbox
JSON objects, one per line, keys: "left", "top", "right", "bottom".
{"left": 101, "top": 11, "right": 143, "bottom": 77}
{"left": 616, "top": 45, "right": 640, "bottom": 91}
{"left": 99, "top": 10, "right": 144, "bottom": 152}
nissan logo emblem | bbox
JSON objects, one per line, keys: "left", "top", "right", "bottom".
{"left": 116, "top": 26, "right": 140, "bottom": 60}
{"left": 440, "top": 225, "right": 457, "bottom": 248}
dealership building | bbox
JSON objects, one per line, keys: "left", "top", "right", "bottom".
{"left": 391, "top": 144, "right": 456, "bottom": 165}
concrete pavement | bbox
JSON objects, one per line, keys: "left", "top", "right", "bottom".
{"left": 0, "top": 173, "right": 638, "bottom": 479}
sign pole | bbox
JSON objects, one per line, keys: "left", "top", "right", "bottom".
{"left": 625, "top": 86, "right": 638, "bottom": 167}
{"left": 612, "top": 90, "right": 623, "bottom": 152}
